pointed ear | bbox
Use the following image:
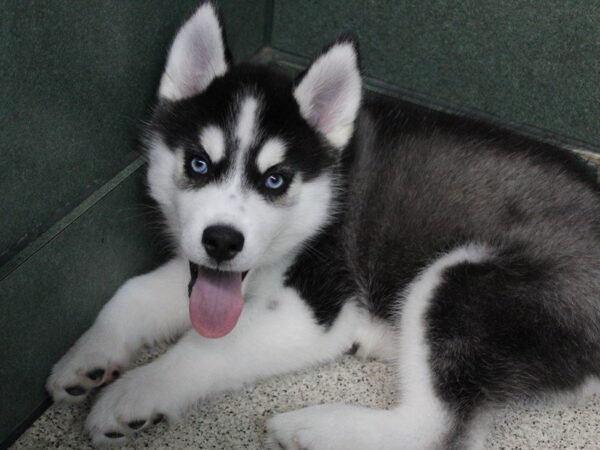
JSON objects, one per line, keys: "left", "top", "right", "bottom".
{"left": 159, "top": 1, "right": 230, "bottom": 101}
{"left": 293, "top": 37, "right": 362, "bottom": 148}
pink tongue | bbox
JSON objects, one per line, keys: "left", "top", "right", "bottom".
{"left": 189, "top": 269, "right": 243, "bottom": 338}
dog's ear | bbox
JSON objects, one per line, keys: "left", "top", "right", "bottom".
{"left": 159, "top": 1, "right": 231, "bottom": 101}
{"left": 293, "top": 36, "right": 362, "bottom": 149}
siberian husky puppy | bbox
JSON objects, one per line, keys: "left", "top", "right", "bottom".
{"left": 47, "top": 1, "right": 600, "bottom": 448}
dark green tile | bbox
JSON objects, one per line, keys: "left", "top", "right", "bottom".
{"left": 272, "top": 0, "right": 600, "bottom": 150}
{"left": 0, "top": 0, "right": 265, "bottom": 265}
{"left": 0, "top": 168, "right": 168, "bottom": 443}
{"left": 220, "top": 0, "right": 267, "bottom": 61}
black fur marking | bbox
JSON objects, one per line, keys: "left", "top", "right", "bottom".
{"left": 147, "top": 64, "right": 337, "bottom": 196}
{"left": 335, "top": 94, "right": 600, "bottom": 324}
{"left": 183, "top": 148, "right": 228, "bottom": 188}
{"left": 285, "top": 220, "right": 357, "bottom": 327}
{"left": 426, "top": 250, "right": 600, "bottom": 419}
{"left": 247, "top": 163, "right": 294, "bottom": 200}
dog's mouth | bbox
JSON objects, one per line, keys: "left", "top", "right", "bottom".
{"left": 187, "top": 263, "right": 247, "bottom": 338}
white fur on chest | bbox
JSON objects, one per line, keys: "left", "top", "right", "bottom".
{"left": 243, "top": 263, "right": 396, "bottom": 362}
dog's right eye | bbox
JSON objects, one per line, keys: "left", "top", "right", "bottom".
{"left": 189, "top": 157, "right": 209, "bottom": 175}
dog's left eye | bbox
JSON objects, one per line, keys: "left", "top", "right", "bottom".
{"left": 190, "top": 157, "right": 209, "bottom": 175}
{"left": 264, "top": 174, "right": 285, "bottom": 190}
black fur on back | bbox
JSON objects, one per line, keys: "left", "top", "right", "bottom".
{"left": 284, "top": 88, "right": 600, "bottom": 418}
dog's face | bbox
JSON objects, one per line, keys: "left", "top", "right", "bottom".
{"left": 145, "top": 2, "right": 362, "bottom": 276}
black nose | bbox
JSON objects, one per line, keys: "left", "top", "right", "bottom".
{"left": 202, "top": 225, "right": 245, "bottom": 263}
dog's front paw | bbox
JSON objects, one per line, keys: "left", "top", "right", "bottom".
{"left": 266, "top": 405, "right": 340, "bottom": 450}
{"left": 46, "top": 327, "right": 130, "bottom": 403}
{"left": 85, "top": 366, "right": 174, "bottom": 446}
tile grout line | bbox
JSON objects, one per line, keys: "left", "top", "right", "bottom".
{"left": 0, "top": 158, "right": 146, "bottom": 283}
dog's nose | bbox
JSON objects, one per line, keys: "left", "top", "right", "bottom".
{"left": 202, "top": 225, "right": 245, "bottom": 263}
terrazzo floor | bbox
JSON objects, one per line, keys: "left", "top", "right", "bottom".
{"left": 13, "top": 348, "right": 600, "bottom": 449}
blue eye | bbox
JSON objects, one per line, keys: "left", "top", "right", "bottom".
{"left": 190, "top": 157, "right": 208, "bottom": 175}
{"left": 264, "top": 174, "right": 285, "bottom": 190}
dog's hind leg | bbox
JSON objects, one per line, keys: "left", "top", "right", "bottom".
{"left": 267, "top": 243, "right": 600, "bottom": 450}
{"left": 84, "top": 280, "right": 367, "bottom": 446}
{"left": 267, "top": 245, "right": 488, "bottom": 450}
{"left": 47, "top": 257, "right": 190, "bottom": 402}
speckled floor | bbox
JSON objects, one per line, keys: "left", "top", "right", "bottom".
{"left": 13, "top": 351, "right": 600, "bottom": 449}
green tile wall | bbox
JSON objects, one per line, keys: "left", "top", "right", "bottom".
{"left": 0, "top": 0, "right": 265, "bottom": 266}
{"left": 272, "top": 0, "right": 600, "bottom": 150}
{"left": 0, "top": 169, "right": 167, "bottom": 443}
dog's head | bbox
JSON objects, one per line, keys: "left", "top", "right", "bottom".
{"left": 144, "top": 1, "right": 362, "bottom": 337}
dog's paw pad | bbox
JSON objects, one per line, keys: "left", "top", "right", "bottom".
{"left": 47, "top": 359, "right": 124, "bottom": 403}
{"left": 124, "top": 412, "right": 164, "bottom": 432}
{"left": 127, "top": 419, "right": 146, "bottom": 430}
{"left": 46, "top": 328, "right": 131, "bottom": 403}
{"left": 65, "top": 385, "right": 87, "bottom": 397}
{"left": 85, "top": 365, "right": 174, "bottom": 446}
{"left": 89, "top": 412, "right": 166, "bottom": 446}
{"left": 104, "top": 431, "right": 125, "bottom": 439}
{"left": 152, "top": 414, "right": 165, "bottom": 425}
{"left": 86, "top": 368, "right": 105, "bottom": 381}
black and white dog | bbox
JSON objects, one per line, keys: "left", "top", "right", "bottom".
{"left": 47, "top": 2, "right": 600, "bottom": 448}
